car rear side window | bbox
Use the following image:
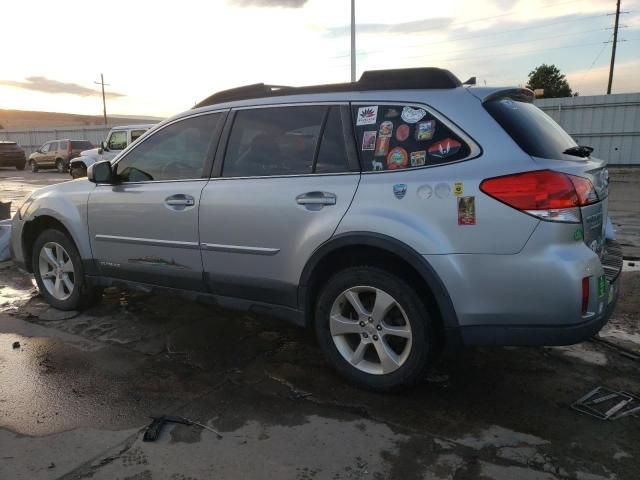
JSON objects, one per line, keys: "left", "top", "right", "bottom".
{"left": 223, "top": 106, "right": 327, "bottom": 177}
{"left": 131, "top": 130, "right": 146, "bottom": 142}
{"left": 484, "top": 98, "right": 578, "bottom": 160}
{"left": 352, "top": 104, "right": 471, "bottom": 171}
{"left": 59, "top": 141, "right": 68, "bottom": 151}
{"left": 115, "top": 113, "right": 221, "bottom": 182}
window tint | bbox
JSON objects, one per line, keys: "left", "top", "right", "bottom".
{"left": 108, "top": 131, "right": 128, "bottom": 150}
{"left": 352, "top": 104, "right": 471, "bottom": 171}
{"left": 59, "top": 141, "right": 68, "bottom": 151}
{"left": 71, "top": 140, "right": 93, "bottom": 150}
{"left": 223, "top": 106, "right": 325, "bottom": 177}
{"left": 115, "top": 113, "right": 220, "bottom": 182}
{"left": 315, "top": 107, "right": 349, "bottom": 174}
{"left": 484, "top": 98, "right": 579, "bottom": 160}
{"left": 131, "top": 130, "right": 146, "bottom": 142}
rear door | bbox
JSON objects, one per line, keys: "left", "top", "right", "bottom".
{"left": 199, "top": 104, "right": 360, "bottom": 307}
{"left": 88, "top": 112, "right": 226, "bottom": 289}
{"left": 40, "top": 142, "right": 55, "bottom": 166}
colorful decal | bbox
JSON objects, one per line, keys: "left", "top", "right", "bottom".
{"left": 385, "top": 108, "right": 400, "bottom": 118}
{"left": 453, "top": 181, "right": 464, "bottom": 197}
{"left": 393, "top": 184, "right": 408, "bottom": 199}
{"left": 574, "top": 228, "right": 584, "bottom": 241}
{"left": 356, "top": 106, "right": 378, "bottom": 126}
{"left": 415, "top": 120, "right": 436, "bottom": 141}
{"left": 386, "top": 147, "right": 408, "bottom": 170}
{"left": 597, "top": 274, "right": 606, "bottom": 298}
{"left": 378, "top": 121, "right": 394, "bottom": 137}
{"left": 410, "top": 150, "right": 426, "bottom": 167}
{"left": 371, "top": 159, "right": 384, "bottom": 171}
{"left": 417, "top": 184, "right": 433, "bottom": 199}
{"left": 395, "top": 124, "right": 410, "bottom": 141}
{"left": 401, "top": 106, "right": 426, "bottom": 124}
{"left": 362, "top": 131, "right": 377, "bottom": 151}
{"left": 435, "top": 183, "right": 451, "bottom": 198}
{"left": 374, "top": 135, "right": 391, "bottom": 157}
{"left": 457, "top": 196, "right": 476, "bottom": 225}
{"left": 428, "top": 138, "right": 462, "bottom": 158}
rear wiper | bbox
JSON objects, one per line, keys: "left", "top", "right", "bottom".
{"left": 563, "top": 145, "right": 594, "bottom": 158}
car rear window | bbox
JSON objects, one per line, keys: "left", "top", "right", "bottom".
{"left": 71, "top": 141, "right": 93, "bottom": 150}
{"left": 0, "top": 142, "right": 18, "bottom": 150}
{"left": 352, "top": 104, "right": 471, "bottom": 171}
{"left": 484, "top": 98, "right": 579, "bottom": 160}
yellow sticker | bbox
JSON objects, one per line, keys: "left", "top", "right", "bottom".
{"left": 454, "top": 181, "right": 464, "bottom": 197}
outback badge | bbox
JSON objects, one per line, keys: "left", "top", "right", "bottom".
{"left": 393, "top": 184, "right": 407, "bottom": 199}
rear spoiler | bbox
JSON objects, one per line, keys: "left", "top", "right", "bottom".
{"left": 482, "top": 88, "right": 535, "bottom": 104}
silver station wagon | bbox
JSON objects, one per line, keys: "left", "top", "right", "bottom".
{"left": 11, "top": 68, "right": 622, "bottom": 390}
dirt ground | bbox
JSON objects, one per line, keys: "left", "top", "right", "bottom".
{"left": 0, "top": 168, "right": 639, "bottom": 480}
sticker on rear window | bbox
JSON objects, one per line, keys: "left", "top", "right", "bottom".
{"left": 387, "top": 147, "right": 408, "bottom": 170}
{"left": 410, "top": 150, "right": 426, "bottom": 167}
{"left": 357, "top": 106, "right": 378, "bottom": 125}
{"left": 374, "top": 135, "right": 390, "bottom": 157}
{"left": 362, "top": 131, "right": 377, "bottom": 151}
{"left": 395, "top": 124, "right": 410, "bottom": 141}
{"left": 401, "top": 107, "right": 426, "bottom": 124}
{"left": 415, "top": 120, "right": 436, "bottom": 141}
{"left": 429, "top": 138, "right": 462, "bottom": 158}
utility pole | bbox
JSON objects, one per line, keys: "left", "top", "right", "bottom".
{"left": 94, "top": 73, "right": 109, "bottom": 125}
{"left": 350, "top": 0, "right": 356, "bottom": 83}
{"left": 607, "top": 0, "right": 621, "bottom": 94}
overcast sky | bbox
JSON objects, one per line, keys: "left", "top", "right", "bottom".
{"left": 0, "top": 0, "right": 638, "bottom": 118}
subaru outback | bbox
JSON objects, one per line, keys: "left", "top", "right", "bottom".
{"left": 10, "top": 68, "right": 622, "bottom": 391}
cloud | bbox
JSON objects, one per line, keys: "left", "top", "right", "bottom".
{"left": 0, "top": 76, "right": 125, "bottom": 98}
{"left": 326, "top": 17, "right": 453, "bottom": 38}
{"left": 227, "top": 0, "right": 307, "bottom": 7}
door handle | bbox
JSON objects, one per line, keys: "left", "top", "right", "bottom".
{"left": 165, "top": 194, "right": 195, "bottom": 209}
{"left": 296, "top": 191, "right": 337, "bottom": 207}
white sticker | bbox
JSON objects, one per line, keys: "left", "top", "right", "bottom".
{"left": 401, "top": 106, "right": 426, "bottom": 124}
{"left": 356, "top": 106, "right": 379, "bottom": 126}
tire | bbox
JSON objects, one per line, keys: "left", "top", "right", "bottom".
{"left": 32, "top": 228, "right": 102, "bottom": 310}
{"left": 16, "top": 161, "right": 26, "bottom": 171}
{"left": 314, "top": 266, "right": 434, "bottom": 391}
{"left": 55, "top": 159, "right": 66, "bottom": 173}
{"left": 30, "top": 160, "right": 39, "bottom": 172}
{"left": 70, "top": 165, "right": 87, "bottom": 179}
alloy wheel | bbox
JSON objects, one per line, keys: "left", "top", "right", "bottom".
{"left": 329, "top": 286, "right": 413, "bottom": 375}
{"left": 38, "top": 241, "right": 75, "bottom": 300}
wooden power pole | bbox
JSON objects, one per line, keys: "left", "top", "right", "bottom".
{"left": 94, "top": 73, "right": 109, "bottom": 125}
{"left": 607, "top": 0, "right": 621, "bottom": 94}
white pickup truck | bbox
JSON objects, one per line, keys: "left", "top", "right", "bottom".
{"left": 69, "top": 124, "right": 155, "bottom": 178}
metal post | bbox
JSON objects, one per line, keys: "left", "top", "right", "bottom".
{"left": 607, "top": 0, "right": 621, "bottom": 94}
{"left": 350, "top": 0, "right": 356, "bottom": 83}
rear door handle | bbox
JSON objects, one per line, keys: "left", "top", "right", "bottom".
{"left": 296, "top": 191, "right": 337, "bottom": 207}
{"left": 165, "top": 194, "right": 195, "bottom": 209}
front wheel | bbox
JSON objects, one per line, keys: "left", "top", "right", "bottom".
{"left": 32, "top": 229, "right": 101, "bottom": 310}
{"left": 30, "top": 160, "right": 39, "bottom": 172}
{"left": 314, "top": 266, "right": 434, "bottom": 391}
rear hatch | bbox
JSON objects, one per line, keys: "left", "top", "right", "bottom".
{"left": 0, "top": 141, "right": 24, "bottom": 158}
{"left": 483, "top": 92, "right": 611, "bottom": 265}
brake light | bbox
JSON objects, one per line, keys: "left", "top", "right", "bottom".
{"left": 68, "top": 142, "right": 72, "bottom": 154}
{"left": 582, "top": 277, "right": 590, "bottom": 315}
{"left": 480, "top": 170, "right": 598, "bottom": 223}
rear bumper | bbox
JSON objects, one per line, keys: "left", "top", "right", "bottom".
{"left": 0, "top": 154, "right": 26, "bottom": 166}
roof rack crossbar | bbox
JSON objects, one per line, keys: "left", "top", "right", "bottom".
{"left": 193, "top": 67, "right": 462, "bottom": 109}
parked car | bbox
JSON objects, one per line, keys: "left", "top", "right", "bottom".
{"left": 10, "top": 68, "right": 621, "bottom": 391}
{"left": 69, "top": 125, "right": 154, "bottom": 178}
{"left": 0, "top": 141, "right": 26, "bottom": 170}
{"left": 28, "top": 139, "right": 94, "bottom": 173}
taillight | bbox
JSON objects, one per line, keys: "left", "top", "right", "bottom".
{"left": 581, "top": 277, "right": 590, "bottom": 315}
{"left": 68, "top": 143, "right": 72, "bottom": 154}
{"left": 480, "top": 170, "right": 598, "bottom": 223}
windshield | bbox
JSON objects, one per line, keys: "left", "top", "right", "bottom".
{"left": 485, "top": 98, "right": 580, "bottom": 160}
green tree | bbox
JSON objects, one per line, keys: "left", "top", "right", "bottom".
{"left": 526, "top": 64, "right": 573, "bottom": 98}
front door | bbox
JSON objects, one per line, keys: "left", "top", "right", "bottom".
{"left": 199, "top": 105, "right": 360, "bottom": 307}
{"left": 88, "top": 112, "right": 225, "bottom": 289}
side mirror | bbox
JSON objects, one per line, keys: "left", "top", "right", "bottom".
{"left": 87, "top": 160, "right": 113, "bottom": 184}
{"left": 101, "top": 141, "right": 109, "bottom": 152}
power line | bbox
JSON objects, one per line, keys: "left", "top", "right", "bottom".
{"left": 576, "top": 34, "right": 613, "bottom": 91}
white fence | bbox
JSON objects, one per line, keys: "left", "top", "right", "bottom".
{"left": 535, "top": 93, "right": 640, "bottom": 166}
{"left": 0, "top": 125, "right": 111, "bottom": 156}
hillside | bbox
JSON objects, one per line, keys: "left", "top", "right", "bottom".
{"left": 0, "top": 109, "right": 162, "bottom": 130}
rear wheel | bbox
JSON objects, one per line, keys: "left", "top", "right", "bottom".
{"left": 32, "top": 229, "right": 101, "bottom": 310}
{"left": 15, "top": 161, "right": 26, "bottom": 170}
{"left": 314, "top": 266, "right": 434, "bottom": 391}
{"left": 55, "top": 159, "right": 66, "bottom": 173}
{"left": 30, "top": 160, "right": 39, "bottom": 172}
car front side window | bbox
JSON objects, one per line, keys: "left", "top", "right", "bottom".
{"left": 41, "top": 143, "right": 50, "bottom": 153}
{"left": 115, "top": 114, "right": 221, "bottom": 182}
{"left": 108, "top": 131, "right": 128, "bottom": 150}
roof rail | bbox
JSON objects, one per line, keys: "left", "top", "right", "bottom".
{"left": 193, "top": 67, "right": 461, "bottom": 108}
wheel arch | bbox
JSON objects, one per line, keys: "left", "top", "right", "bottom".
{"left": 298, "top": 232, "right": 462, "bottom": 350}
{"left": 22, "top": 215, "right": 81, "bottom": 273}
